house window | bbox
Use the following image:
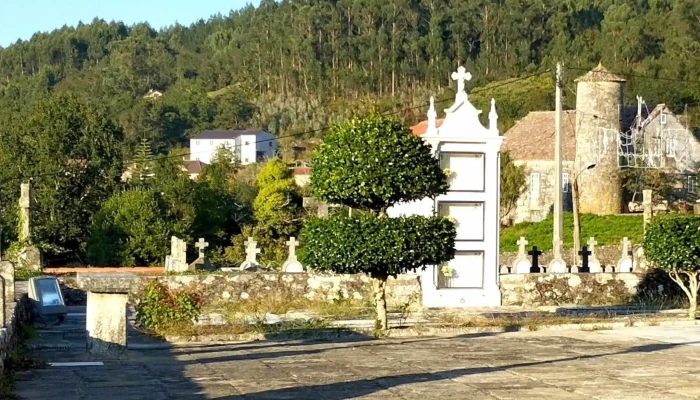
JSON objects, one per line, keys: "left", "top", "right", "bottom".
{"left": 688, "top": 176, "right": 697, "bottom": 194}
{"left": 666, "top": 138, "right": 676, "bottom": 158}
{"left": 195, "top": 141, "right": 200, "bottom": 145}
{"left": 661, "top": 113, "right": 667, "bottom": 125}
{"left": 244, "top": 158, "right": 249, "bottom": 163}
{"left": 530, "top": 173, "right": 541, "bottom": 199}
{"left": 562, "top": 173, "right": 570, "bottom": 193}
{"left": 209, "top": 140, "right": 214, "bottom": 145}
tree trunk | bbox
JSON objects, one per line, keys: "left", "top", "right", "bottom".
{"left": 670, "top": 270, "right": 698, "bottom": 321}
{"left": 373, "top": 275, "right": 388, "bottom": 331}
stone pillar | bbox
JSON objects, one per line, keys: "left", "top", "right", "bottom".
{"left": 643, "top": 189, "right": 653, "bottom": 232}
{"left": 86, "top": 291, "right": 128, "bottom": 359}
{"left": 19, "top": 183, "right": 32, "bottom": 243}
{"left": 0, "top": 261, "right": 15, "bottom": 304}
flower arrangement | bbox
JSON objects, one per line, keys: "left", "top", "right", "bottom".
{"left": 441, "top": 265, "right": 452, "bottom": 278}
{"left": 443, "top": 168, "right": 454, "bottom": 178}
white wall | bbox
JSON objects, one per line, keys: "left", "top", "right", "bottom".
{"left": 190, "top": 138, "right": 236, "bottom": 164}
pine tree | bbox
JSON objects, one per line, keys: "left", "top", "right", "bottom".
{"left": 132, "top": 138, "right": 154, "bottom": 184}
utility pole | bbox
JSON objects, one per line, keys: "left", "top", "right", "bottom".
{"left": 553, "top": 63, "right": 564, "bottom": 256}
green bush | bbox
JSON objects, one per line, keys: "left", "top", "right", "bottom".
{"left": 87, "top": 189, "right": 172, "bottom": 266}
{"left": 500, "top": 212, "right": 644, "bottom": 252}
{"left": 644, "top": 215, "right": 700, "bottom": 319}
{"left": 135, "top": 281, "right": 205, "bottom": 333}
{"left": 299, "top": 215, "right": 455, "bottom": 278}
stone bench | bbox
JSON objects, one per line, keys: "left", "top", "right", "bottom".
{"left": 77, "top": 273, "right": 141, "bottom": 359}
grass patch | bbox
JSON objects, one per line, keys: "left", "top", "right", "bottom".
{"left": 501, "top": 212, "right": 644, "bottom": 252}
{"left": 432, "top": 312, "right": 671, "bottom": 330}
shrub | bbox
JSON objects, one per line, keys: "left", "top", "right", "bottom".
{"left": 135, "top": 281, "right": 205, "bottom": 333}
{"left": 87, "top": 189, "right": 172, "bottom": 266}
{"left": 644, "top": 215, "right": 700, "bottom": 319}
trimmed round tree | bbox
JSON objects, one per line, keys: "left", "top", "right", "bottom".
{"left": 644, "top": 215, "right": 700, "bottom": 319}
{"left": 301, "top": 115, "right": 455, "bottom": 330}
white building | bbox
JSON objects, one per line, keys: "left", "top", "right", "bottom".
{"left": 389, "top": 67, "right": 504, "bottom": 308}
{"left": 189, "top": 130, "right": 277, "bottom": 165}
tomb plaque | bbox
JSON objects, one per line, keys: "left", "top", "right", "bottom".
{"left": 438, "top": 202, "right": 484, "bottom": 241}
{"left": 440, "top": 153, "right": 485, "bottom": 191}
{"left": 440, "top": 251, "right": 484, "bottom": 289}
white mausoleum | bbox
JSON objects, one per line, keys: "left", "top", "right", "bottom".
{"left": 388, "top": 67, "right": 504, "bottom": 307}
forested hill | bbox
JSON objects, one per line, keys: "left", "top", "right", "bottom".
{"left": 1, "top": 0, "right": 700, "bottom": 156}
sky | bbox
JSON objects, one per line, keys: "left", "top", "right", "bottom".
{"left": 0, "top": 0, "right": 259, "bottom": 47}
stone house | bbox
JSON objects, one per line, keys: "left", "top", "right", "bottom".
{"left": 500, "top": 111, "right": 577, "bottom": 224}
{"left": 498, "top": 65, "right": 700, "bottom": 224}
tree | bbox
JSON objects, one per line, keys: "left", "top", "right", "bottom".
{"left": 0, "top": 94, "right": 124, "bottom": 257}
{"left": 301, "top": 115, "right": 455, "bottom": 331}
{"left": 500, "top": 150, "right": 527, "bottom": 222}
{"left": 131, "top": 138, "right": 154, "bottom": 184}
{"left": 644, "top": 215, "right": 700, "bottom": 320}
{"left": 87, "top": 189, "right": 172, "bottom": 266}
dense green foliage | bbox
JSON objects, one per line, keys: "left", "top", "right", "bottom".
{"left": 0, "top": 94, "right": 124, "bottom": 257}
{"left": 644, "top": 216, "right": 700, "bottom": 274}
{"left": 644, "top": 215, "right": 700, "bottom": 318}
{"left": 311, "top": 115, "right": 449, "bottom": 213}
{"left": 225, "top": 158, "right": 302, "bottom": 268}
{"left": 500, "top": 213, "right": 644, "bottom": 252}
{"left": 135, "top": 281, "right": 205, "bottom": 333}
{"left": 300, "top": 215, "right": 456, "bottom": 278}
{"left": 87, "top": 189, "right": 172, "bottom": 266}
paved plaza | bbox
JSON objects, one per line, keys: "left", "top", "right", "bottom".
{"left": 13, "top": 311, "right": 700, "bottom": 399}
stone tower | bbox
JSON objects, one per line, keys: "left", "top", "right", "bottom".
{"left": 575, "top": 63, "right": 626, "bottom": 215}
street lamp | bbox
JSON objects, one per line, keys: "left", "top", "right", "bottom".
{"left": 573, "top": 163, "right": 596, "bottom": 266}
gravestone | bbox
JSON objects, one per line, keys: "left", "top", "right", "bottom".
{"left": 587, "top": 237, "right": 603, "bottom": 273}
{"left": 513, "top": 237, "right": 532, "bottom": 274}
{"left": 617, "top": 237, "right": 634, "bottom": 273}
{"left": 282, "top": 237, "right": 305, "bottom": 273}
{"left": 18, "top": 183, "right": 42, "bottom": 271}
{"left": 240, "top": 237, "right": 261, "bottom": 270}
{"left": 548, "top": 239, "right": 567, "bottom": 273}
{"left": 0, "top": 261, "right": 15, "bottom": 304}
{"left": 189, "top": 238, "right": 213, "bottom": 271}
{"left": 578, "top": 246, "right": 591, "bottom": 273}
{"left": 165, "top": 236, "right": 190, "bottom": 273}
{"left": 528, "top": 246, "right": 543, "bottom": 273}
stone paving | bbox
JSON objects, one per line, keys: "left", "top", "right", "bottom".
{"left": 13, "top": 309, "right": 700, "bottom": 399}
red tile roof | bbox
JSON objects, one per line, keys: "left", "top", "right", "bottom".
{"left": 411, "top": 119, "right": 445, "bottom": 136}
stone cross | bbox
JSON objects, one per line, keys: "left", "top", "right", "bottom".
{"left": 587, "top": 237, "right": 598, "bottom": 258}
{"left": 245, "top": 238, "right": 261, "bottom": 263}
{"left": 549, "top": 238, "right": 567, "bottom": 273}
{"left": 643, "top": 189, "right": 653, "bottom": 232}
{"left": 578, "top": 246, "right": 592, "bottom": 273}
{"left": 171, "top": 236, "right": 186, "bottom": 263}
{"left": 282, "top": 237, "right": 305, "bottom": 273}
{"left": 528, "top": 246, "right": 543, "bottom": 273}
{"left": 517, "top": 237, "right": 529, "bottom": 256}
{"left": 617, "top": 237, "right": 634, "bottom": 273}
{"left": 451, "top": 66, "right": 472, "bottom": 96}
{"left": 195, "top": 238, "right": 209, "bottom": 258}
{"left": 286, "top": 237, "right": 299, "bottom": 260}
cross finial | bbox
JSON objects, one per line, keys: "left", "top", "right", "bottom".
{"left": 516, "top": 237, "right": 528, "bottom": 254}
{"left": 587, "top": 237, "right": 598, "bottom": 251}
{"left": 489, "top": 98, "right": 498, "bottom": 133}
{"left": 244, "top": 237, "right": 261, "bottom": 262}
{"left": 286, "top": 237, "right": 299, "bottom": 259}
{"left": 426, "top": 96, "right": 438, "bottom": 135}
{"left": 195, "top": 238, "right": 209, "bottom": 258}
{"left": 451, "top": 66, "right": 472, "bottom": 97}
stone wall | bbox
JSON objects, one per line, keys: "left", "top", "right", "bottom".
{"left": 500, "top": 273, "right": 642, "bottom": 306}
{"left": 0, "top": 294, "right": 31, "bottom": 375}
{"left": 506, "top": 160, "right": 575, "bottom": 225}
{"left": 59, "top": 273, "right": 422, "bottom": 309}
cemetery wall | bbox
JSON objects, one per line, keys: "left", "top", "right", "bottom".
{"left": 58, "top": 273, "right": 422, "bottom": 309}
{"left": 500, "top": 273, "right": 642, "bottom": 306}
{"left": 0, "top": 294, "right": 31, "bottom": 375}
